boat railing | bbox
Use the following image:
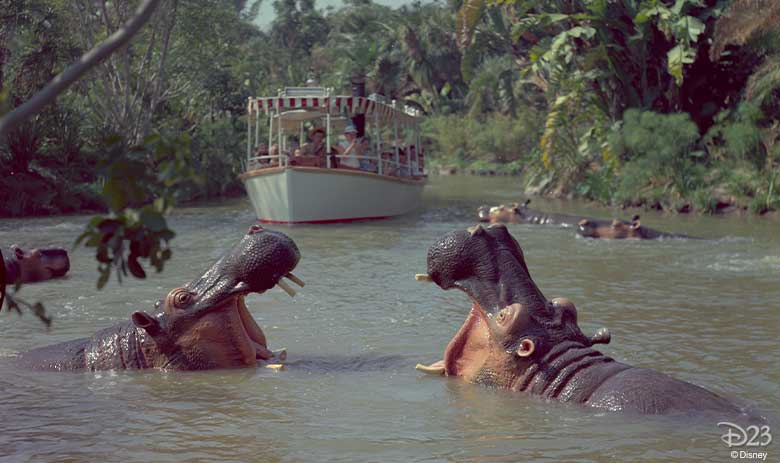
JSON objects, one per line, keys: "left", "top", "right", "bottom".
{"left": 246, "top": 151, "right": 424, "bottom": 177}
{"left": 247, "top": 154, "right": 287, "bottom": 169}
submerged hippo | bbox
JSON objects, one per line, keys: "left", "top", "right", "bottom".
{"left": 3, "top": 245, "right": 70, "bottom": 284}
{"left": 577, "top": 215, "right": 695, "bottom": 240}
{"left": 18, "top": 225, "right": 303, "bottom": 371}
{"left": 477, "top": 199, "right": 597, "bottom": 227}
{"left": 415, "top": 225, "right": 746, "bottom": 415}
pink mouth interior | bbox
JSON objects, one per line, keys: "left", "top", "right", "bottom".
{"left": 443, "top": 302, "right": 489, "bottom": 376}
{"left": 235, "top": 297, "right": 273, "bottom": 361}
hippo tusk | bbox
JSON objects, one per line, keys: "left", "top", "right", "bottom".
{"left": 415, "top": 273, "right": 433, "bottom": 283}
{"left": 285, "top": 272, "right": 305, "bottom": 287}
{"left": 272, "top": 348, "right": 287, "bottom": 361}
{"left": 265, "top": 363, "right": 285, "bottom": 371}
{"left": 415, "top": 360, "right": 445, "bottom": 375}
{"left": 277, "top": 280, "right": 296, "bottom": 297}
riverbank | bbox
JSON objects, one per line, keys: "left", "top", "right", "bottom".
{"left": 425, "top": 157, "right": 780, "bottom": 217}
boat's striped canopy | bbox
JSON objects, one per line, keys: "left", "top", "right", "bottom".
{"left": 248, "top": 88, "right": 420, "bottom": 128}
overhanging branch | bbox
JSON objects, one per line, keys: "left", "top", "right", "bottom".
{"left": 0, "top": 0, "right": 162, "bottom": 140}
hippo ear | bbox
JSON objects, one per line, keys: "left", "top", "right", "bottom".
{"left": 132, "top": 311, "right": 163, "bottom": 337}
{"left": 523, "top": 199, "right": 531, "bottom": 207}
{"left": 515, "top": 338, "right": 535, "bottom": 358}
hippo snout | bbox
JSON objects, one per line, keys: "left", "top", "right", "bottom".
{"left": 182, "top": 226, "right": 301, "bottom": 314}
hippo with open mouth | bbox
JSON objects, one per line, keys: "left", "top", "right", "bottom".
{"left": 17, "top": 225, "right": 303, "bottom": 371}
{"left": 415, "top": 225, "right": 745, "bottom": 415}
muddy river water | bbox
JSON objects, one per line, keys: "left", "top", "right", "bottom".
{"left": 1, "top": 176, "right": 778, "bottom": 462}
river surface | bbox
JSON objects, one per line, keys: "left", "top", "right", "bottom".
{"left": 1, "top": 176, "right": 778, "bottom": 463}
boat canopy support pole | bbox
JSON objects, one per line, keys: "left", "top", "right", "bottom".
{"left": 246, "top": 99, "right": 252, "bottom": 160}
{"left": 375, "top": 108, "right": 382, "bottom": 175}
{"left": 326, "top": 111, "right": 332, "bottom": 169}
{"left": 254, "top": 102, "right": 260, "bottom": 150}
{"left": 393, "top": 101, "right": 399, "bottom": 169}
{"left": 268, "top": 109, "right": 274, "bottom": 156}
{"left": 277, "top": 101, "right": 284, "bottom": 167}
{"left": 414, "top": 123, "right": 420, "bottom": 176}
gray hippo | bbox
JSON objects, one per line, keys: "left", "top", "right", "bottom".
{"left": 577, "top": 215, "right": 695, "bottom": 240}
{"left": 17, "top": 225, "right": 302, "bottom": 371}
{"left": 477, "top": 201, "right": 696, "bottom": 240}
{"left": 3, "top": 245, "right": 70, "bottom": 284}
{"left": 415, "top": 225, "right": 748, "bottom": 416}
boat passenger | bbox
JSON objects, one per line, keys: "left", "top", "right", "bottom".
{"left": 381, "top": 152, "right": 397, "bottom": 176}
{"left": 334, "top": 124, "right": 361, "bottom": 169}
{"left": 301, "top": 127, "right": 327, "bottom": 158}
{"left": 358, "top": 137, "right": 376, "bottom": 172}
{"left": 397, "top": 150, "right": 411, "bottom": 177}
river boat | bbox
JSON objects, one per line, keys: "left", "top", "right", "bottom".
{"left": 239, "top": 86, "right": 427, "bottom": 224}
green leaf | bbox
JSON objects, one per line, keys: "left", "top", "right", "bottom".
{"left": 667, "top": 45, "right": 696, "bottom": 85}
{"left": 674, "top": 16, "right": 705, "bottom": 43}
{"left": 635, "top": 6, "right": 672, "bottom": 25}
{"left": 97, "top": 270, "right": 110, "bottom": 290}
{"left": 139, "top": 208, "right": 168, "bottom": 233}
{"left": 101, "top": 179, "right": 128, "bottom": 211}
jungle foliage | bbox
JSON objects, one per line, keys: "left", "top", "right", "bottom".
{"left": 2, "top": 0, "right": 780, "bottom": 224}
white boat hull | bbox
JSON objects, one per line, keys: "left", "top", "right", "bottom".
{"left": 240, "top": 167, "right": 425, "bottom": 223}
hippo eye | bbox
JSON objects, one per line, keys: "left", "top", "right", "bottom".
{"left": 166, "top": 288, "right": 194, "bottom": 310}
{"left": 496, "top": 308, "right": 510, "bottom": 324}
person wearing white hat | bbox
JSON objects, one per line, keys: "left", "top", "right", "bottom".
{"left": 334, "top": 123, "right": 362, "bottom": 169}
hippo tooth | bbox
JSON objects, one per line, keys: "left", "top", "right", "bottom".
{"left": 272, "top": 348, "right": 287, "bottom": 361}
{"left": 285, "top": 272, "right": 305, "bottom": 287}
{"left": 415, "top": 361, "right": 445, "bottom": 375}
{"left": 265, "top": 364, "right": 285, "bottom": 371}
{"left": 467, "top": 224, "right": 485, "bottom": 236}
{"left": 415, "top": 273, "right": 433, "bottom": 283}
{"left": 277, "top": 280, "right": 296, "bottom": 297}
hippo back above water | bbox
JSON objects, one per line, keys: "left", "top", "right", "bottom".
{"left": 477, "top": 200, "right": 591, "bottom": 227}
{"left": 18, "top": 225, "right": 302, "bottom": 371}
{"left": 577, "top": 215, "right": 697, "bottom": 240}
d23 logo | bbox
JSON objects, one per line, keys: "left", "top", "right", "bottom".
{"left": 718, "top": 422, "right": 772, "bottom": 448}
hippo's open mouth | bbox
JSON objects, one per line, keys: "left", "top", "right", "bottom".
{"left": 236, "top": 295, "right": 281, "bottom": 360}
{"left": 442, "top": 301, "right": 492, "bottom": 376}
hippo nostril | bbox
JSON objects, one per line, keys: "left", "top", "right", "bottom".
{"left": 248, "top": 224, "right": 264, "bottom": 235}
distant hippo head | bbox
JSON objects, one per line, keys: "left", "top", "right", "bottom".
{"left": 577, "top": 215, "right": 642, "bottom": 240}
{"left": 6, "top": 245, "right": 70, "bottom": 283}
{"left": 131, "top": 225, "right": 302, "bottom": 369}
{"left": 417, "top": 225, "right": 608, "bottom": 385}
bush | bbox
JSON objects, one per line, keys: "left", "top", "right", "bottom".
{"left": 612, "top": 110, "right": 705, "bottom": 209}
{"left": 424, "top": 111, "right": 543, "bottom": 172}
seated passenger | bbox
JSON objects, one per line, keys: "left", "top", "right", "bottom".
{"left": 397, "top": 151, "right": 411, "bottom": 177}
{"left": 358, "top": 137, "right": 376, "bottom": 172}
{"left": 381, "top": 152, "right": 397, "bottom": 176}
{"left": 334, "top": 124, "right": 361, "bottom": 169}
{"left": 301, "top": 127, "right": 327, "bottom": 158}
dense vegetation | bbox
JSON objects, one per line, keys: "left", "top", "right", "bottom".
{"left": 2, "top": 0, "right": 780, "bottom": 216}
